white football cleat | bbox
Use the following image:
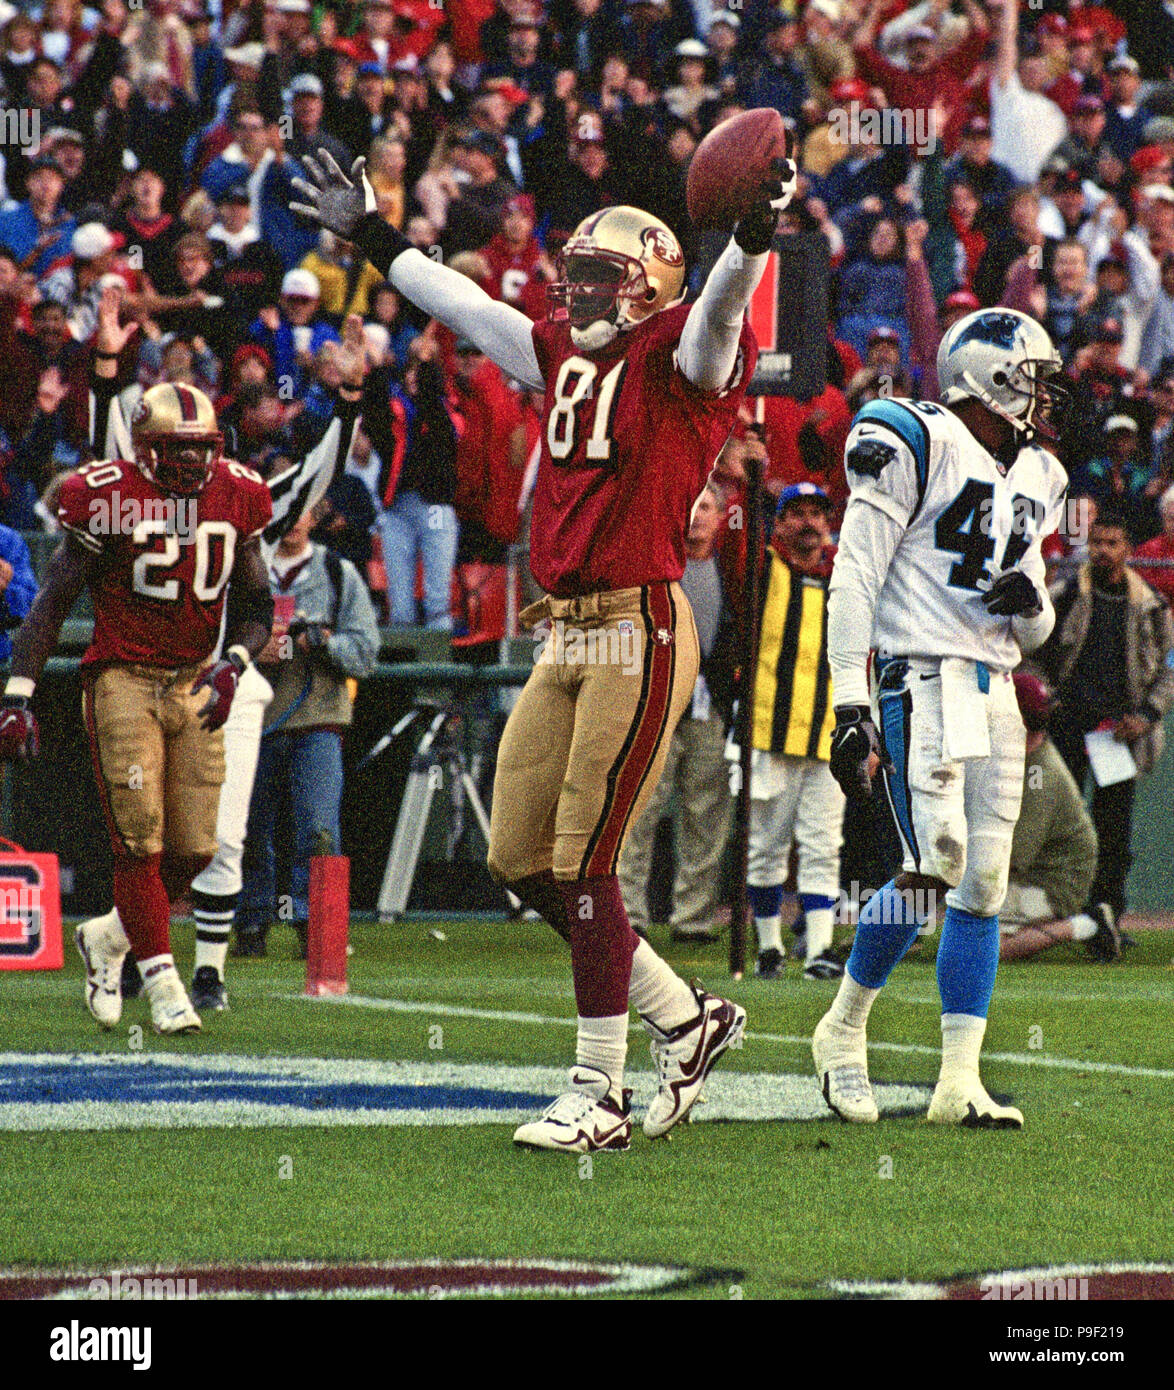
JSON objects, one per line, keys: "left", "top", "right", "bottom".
{"left": 144, "top": 968, "right": 202, "bottom": 1035}
{"left": 513, "top": 1065, "right": 631, "bottom": 1152}
{"left": 75, "top": 910, "right": 131, "bottom": 1029}
{"left": 927, "top": 1075, "right": 1023, "bottom": 1129}
{"left": 812, "top": 1012, "right": 879, "bottom": 1123}
{"left": 642, "top": 984, "right": 747, "bottom": 1138}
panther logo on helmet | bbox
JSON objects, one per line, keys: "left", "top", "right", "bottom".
{"left": 131, "top": 382, "right": 223, "bottom": 496}
{"left": 937, "top": 308, "right": 1067, "bottom": 441}
{"left": 548, "top": 206, "right": 687, "bottom": 351}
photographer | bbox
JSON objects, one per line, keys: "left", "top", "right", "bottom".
{"left": 235, "top": 501, "right": 380, "bottom": 958}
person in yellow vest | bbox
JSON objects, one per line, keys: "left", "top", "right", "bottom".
{"left": 748, "top": 482, "right": 846, "bottom": 981}
{"left": 299, "top": 230, "right": 387, "bottom": 322}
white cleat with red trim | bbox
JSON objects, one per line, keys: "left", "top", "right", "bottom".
{"left": 513, "top": 1066, "right": 632, "bottom": 1152}
{"left": 642, "top": 984, "right": 747, "bottom": 1138}
{"left": 144, "top": 967, "right": 203, "bottom": 1035}
{"left": 75, "top": 909, "right": 131, "bottom": 1029}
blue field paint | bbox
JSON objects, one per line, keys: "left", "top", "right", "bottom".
{"left": 0, "top": 1053, "right": 933, "bottom": 1132}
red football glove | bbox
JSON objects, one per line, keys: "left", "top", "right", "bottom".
{"left": 192, "top": 654, "right": 245, "bottom": 731}
{"left": 0, "top": 697, "right": 40, "bottom": 760}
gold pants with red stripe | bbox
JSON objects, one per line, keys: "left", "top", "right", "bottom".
{"left": 488, "top": 581, "right": 699, "bottom": 883}
{"left": 82, "top": 663, "right": 226, "bottom": 860}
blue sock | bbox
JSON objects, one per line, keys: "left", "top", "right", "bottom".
{"left": 936, "top": 906, "right": 999, "bottom": 1018}
{"left": 845, "top": 878, "right": 924, "bottom": 989}
{"left": 799, "top": 892, "right": 837, "bottom": 915}
{"left": 747, "top": 884, "right": 783, "bottom": 919}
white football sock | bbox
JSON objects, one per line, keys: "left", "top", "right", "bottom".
{"left": 827, "top": 973, "right": 880, "bottom": 1031}
{"left": 804, "top": 906, "right": 835, "bottom": 960}
{"left": 940, "top": 1012, "right": 987, "bottom": 1080}
{"left": 576, "top": 1014, "right": 629, "bottom": 1096}
{"left": 628, "top": 939, "right": 698, "bottom": 1032}
{"left": 754, "top": 914, "right": 783, "bottom": 955}
{"left": 138, "top": 955, "right": 178, "bottom": 990}
{"left": 1067, "top": 913, "right": 1097, "bottom": 941}
{"left": 193, "top": 890, "right": 236, "bottom": 978}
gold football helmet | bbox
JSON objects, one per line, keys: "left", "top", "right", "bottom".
{"left": 548, "top": 206, "right": 686, "bottom": 351}
{"left": 131, "top": 382, "right": 223, "bottom": 495}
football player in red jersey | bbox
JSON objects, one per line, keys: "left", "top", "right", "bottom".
{"left": 0, "top": 379, "right": 276, "bottom": 1035}
{"left": 293, "top": 144, "right": 796, "bottom": 1151}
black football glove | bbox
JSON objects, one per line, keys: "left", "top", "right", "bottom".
{"left": 829, "top": 704, "right": 888, "bottom": 799}
{"left": 0, "top": 695, "right": 39, "bottom": 760}
{"left": 982, "top": 569, "right": 1043, "bottom": 618}
{"left": 291, "top": 149, "right": 377, "bottom": 240}
{"left": 733, "top": 147, "right": 798, "bottom": 257}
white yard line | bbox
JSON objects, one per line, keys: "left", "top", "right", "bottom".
{"left": 278, "top": 994, "right": 1174, "bottom": 1081}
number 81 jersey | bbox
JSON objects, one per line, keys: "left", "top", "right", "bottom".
{"left": 841, "top": 398, "right": 1067, "bottom": 669}
{"left": 528, "top": 304, "right": 757, "bottom": 597}
{"left": 58, "top": 456, "right": 273, "bottom": 668}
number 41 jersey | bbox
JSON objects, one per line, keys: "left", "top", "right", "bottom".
{"left": 840, "top": 398, "right": 1068, "bottom": 671}
{"left": 58, "top": 457, "right": 272, "bottom": 668}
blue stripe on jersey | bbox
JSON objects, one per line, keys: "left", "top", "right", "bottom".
{"left": 879, "top": 687, "right": 919, "bottom": 869}
{"left": 854, "top": 399, "right": 931, "bottom": 509}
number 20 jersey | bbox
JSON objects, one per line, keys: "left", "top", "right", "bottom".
{"left": 58, "top": 457, "right": 273, "bottom": 668}
{"left": 528, "top": 304, "right": 758, "bottom": 597}
{"left": 839, "top": 398, "right": 1068, "bottom": 671}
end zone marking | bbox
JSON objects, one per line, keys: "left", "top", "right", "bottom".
{"left": 278, "top": 994, "right": 1174, "bottom": 1081}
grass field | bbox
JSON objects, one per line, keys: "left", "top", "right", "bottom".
{"left": 1, "top": 916, "right": 1172, "bottom": 1300}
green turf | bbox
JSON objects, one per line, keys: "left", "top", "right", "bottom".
{"left": 1, "top": 919, "right": 1171, "bottom": 1298}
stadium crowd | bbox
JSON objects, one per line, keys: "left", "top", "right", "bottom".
{"left": 1, "top": 0, "right": 1172, "bottom": 957}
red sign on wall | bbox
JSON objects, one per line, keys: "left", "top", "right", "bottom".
{"left": 0, "top": 841, "right": 63, "bottom": 971}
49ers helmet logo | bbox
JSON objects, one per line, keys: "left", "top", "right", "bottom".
{"left": 642, "top": 226, "right": 684, "bottom": 267}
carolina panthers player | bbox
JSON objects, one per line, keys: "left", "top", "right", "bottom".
{"left": 817, "top": 308, "right": 1069, "bottom": 1128}
{"left": 292, "top": 146, "right": 796, "bottom": 1151}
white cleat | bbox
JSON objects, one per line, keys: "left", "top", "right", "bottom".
{"left": 144, "top": 968, "right": 203, "bottom": 1035}
{"left": 74, "top": 910, "right": 131, "bottom": 1029}
{"left": 643, "top": 984, "right": 747, "bottom": 1138}
{"left": 927, "top": 1075, "right": 1023, "bottom": 1129}
{"left": 513, "top": 1065, "right": 631, "bottom": 1152}
{"left": 812, "top": 1012, "right": 879, "bottom": 1123}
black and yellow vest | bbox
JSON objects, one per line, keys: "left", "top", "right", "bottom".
{"left": 751, "top": 550, "right": 835, "bottom": 761}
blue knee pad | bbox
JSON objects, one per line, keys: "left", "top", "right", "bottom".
{"left": 936, "top": 906, "right": 999, "bottom": 1018}
{"left": 846, "top": 879, "right": 924, "bottom": 989}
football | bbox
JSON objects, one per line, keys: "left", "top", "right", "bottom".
{"left": 686, "top": 107, "right": 791, "bottom": 231}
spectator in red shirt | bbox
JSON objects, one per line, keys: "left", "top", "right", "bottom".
{"left": 450, "top": 337, "right": 528, "bottom": 559}
{"left": 852, "top": 0, "right": 990, "bottom": 153}
{"left": 1045, "top": 24, "right": 1107, "bottom": 119}
{"left": 482, "top": 193, "right": 555, "bottom": 321}
{"left": 1132, "top": 484, "right": 1174, "bottom": 606}
{"left": 758, "top": 385, "right": 852, "bottom": 528}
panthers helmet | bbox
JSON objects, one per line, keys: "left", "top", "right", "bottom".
{"left": 131, "top": 382, "right": 223, "bottom": 495}
{"left": 548, "top": 206, "right": 686, "bottom": 351}
{"left": 936, "top": 308, "right": 1066, "bottom": 440}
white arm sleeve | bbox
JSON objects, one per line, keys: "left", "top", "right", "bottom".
{"left": 677, "top": 238, "right": 769, "bottom": 392}
{"left": 827, "top": 498, "right": 906, "bottom": 707}
{"left": 388, "top": 248, "right": 545, "bottom": 391}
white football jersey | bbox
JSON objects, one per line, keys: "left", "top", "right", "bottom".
{"left": 837, "top": 397, "right": 1067, "bottom": 671}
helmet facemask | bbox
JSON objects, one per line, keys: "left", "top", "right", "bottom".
{"left": 136, "top": 434, "right": 222, "bottom": 496}
{"left": 987, "top": 358, "right": 1071, "bottom": 443}
{"left": 549, "top": 251, "right": 635, "bottom": 350}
